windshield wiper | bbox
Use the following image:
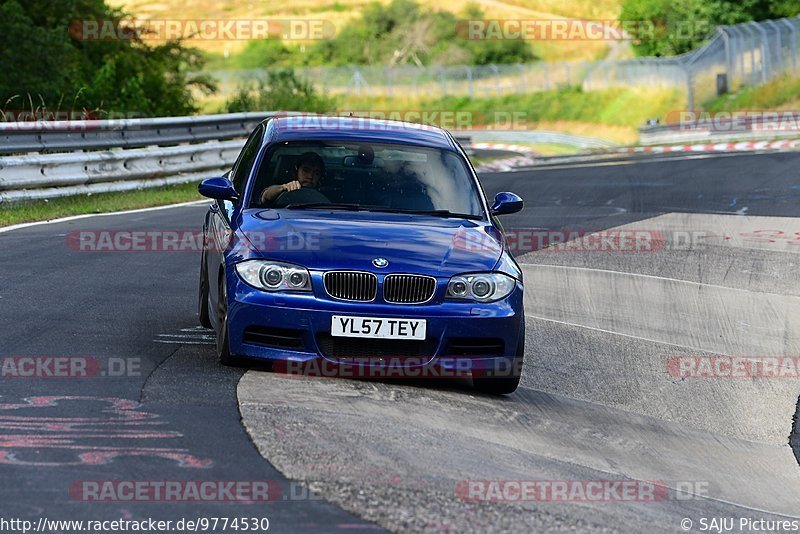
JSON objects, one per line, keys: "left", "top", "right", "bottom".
{"left": 372, "top": 208, "right": 483, "bottom": 220}
{"left": 285, "top": 203, "right": 365, "bottom": 211}
{"left": 285, "top": 204, "right": 482, "bottom": 220}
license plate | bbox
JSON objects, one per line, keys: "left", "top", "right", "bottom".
{"left": 331, "top": 315, "right": 426, "bottom": 340}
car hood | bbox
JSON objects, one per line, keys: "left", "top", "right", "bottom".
{"left": 234, "top": 209, "right": 503, "bottom": 276}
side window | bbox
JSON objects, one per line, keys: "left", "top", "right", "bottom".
{"left": 230, "top": 125, "right": 264, "bottom": 196}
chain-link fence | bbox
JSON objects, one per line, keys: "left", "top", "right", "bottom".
{"left": 210, "top": 63, "right": 595, "bottom": 100}
{"left": 208, "top": 16, "right": 800, "bottom": 110}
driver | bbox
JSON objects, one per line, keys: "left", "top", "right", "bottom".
{"left": 260, "top": 151, "right": 325, "bottom": 204}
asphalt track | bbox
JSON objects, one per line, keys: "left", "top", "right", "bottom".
{"left": 1, "top": 150, "right": 799, "bottom": 532}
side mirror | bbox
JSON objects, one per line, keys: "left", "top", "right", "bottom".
{"left": 198, "top": 177, "right": 238, "bottom": 202}
{"left": 490, "top": 192, "right": 523, "bottom": 216}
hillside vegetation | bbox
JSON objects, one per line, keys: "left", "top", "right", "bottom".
{"left": 109, "top": 0, "right": 623, "bottom": 63}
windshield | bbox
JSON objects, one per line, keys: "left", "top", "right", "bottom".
{"left": 249, "top": 141, "right": 484, "bottom": 217}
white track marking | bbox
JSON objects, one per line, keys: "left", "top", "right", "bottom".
{"left": 0, "top": 200, "right": 208, "bottom": 234}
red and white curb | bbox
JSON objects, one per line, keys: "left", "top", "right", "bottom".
{"left": 472, "top": 138, "right": 800, "bottom": 172}
{"left": 615, "top": 139, "right": 800, "bottom": 154}
{"left": 473, "top": 142, "right": 537, "bottom": 172}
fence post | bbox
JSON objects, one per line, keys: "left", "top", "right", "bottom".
{"left": 765, "top": 20, "right": 783, "bottom": 76}
{"left": 749, "top": 21, "right": 770, "bottom": 82}
{"left": 543, "top": 63, "right": 550, "bottom": 89}
{"left": 780, "top": 18, "right": 798, "bottom": 74}
{"left": 720, "top": 27, "right": 733, "bottom": 86}
{"left": 728, "top": 26, "right": 746, "bottom": 87}
{"left": 385, "top": 67, "right": 392, "bottom": 99}
{"left": 490, "top": 64, "right": 501, "bottom": 96}
{"left": 581, "top": 61, "right": 591, "bottom": 87}
{"left": 741, "top": 24, "right": 758, "bottom": 85}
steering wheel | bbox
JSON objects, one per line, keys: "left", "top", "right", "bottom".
{"left": 274, "top": 187, "right": 331, "bottom": 206}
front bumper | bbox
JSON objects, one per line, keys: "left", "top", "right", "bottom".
{"left": 226, "top": 270, "right": 524, "bottom": 375}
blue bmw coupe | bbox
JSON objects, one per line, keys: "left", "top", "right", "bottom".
{"left": 198, "top": 115, "right": 525, "bottom": 394}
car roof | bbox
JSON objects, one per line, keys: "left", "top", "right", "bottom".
{"left": 263, "top": 115, "right": 459, "bottom": 151}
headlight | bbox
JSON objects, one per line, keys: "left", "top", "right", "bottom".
{"left": 235, "top": 260, "right": 311, "bottom": 292}
{"left": 446, "top": 272, "right": 516, "bottom": 302}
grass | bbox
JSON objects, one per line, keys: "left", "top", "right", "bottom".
{"left": 522, "top": 143, "right": 582, "bottom": 155}
{"left": 337, "top": 86, "right": 684, "bottom": 144}
{"left": 0, "top": 182, "right": 204, "bottom": 228}
{"left": 704, "top": 75, "right": 800, "bottom": 112}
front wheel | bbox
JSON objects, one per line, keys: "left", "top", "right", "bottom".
{"left": 216, "top": 275, "right": 240, "bottom": 366}
{"left": 198, "top": 249, "right": 212, "bottom": 328}
{"left": 473, "top": 320, "right": 525, "bottom": 395}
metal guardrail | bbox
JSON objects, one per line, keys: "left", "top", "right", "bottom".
{"left": 639, "top": 115, "right": 800, "bottom": 145}
{"left": 0, "top": 112, "right": 270, "bottom": 155}
{"left": 0, "top": 141, "right": 245, "bottom": 203}
{"left": 0, "top": 112, "right": 277, "bottom": 203}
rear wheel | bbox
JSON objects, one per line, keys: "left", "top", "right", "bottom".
{"left": 216, "top": 275, "right": 240, "bottom": 366}
{"left": 473, "top": 320, "right": 525, "bottom": 395}
{"left": 198, "top": 249, "right": 212, "bottom": 328}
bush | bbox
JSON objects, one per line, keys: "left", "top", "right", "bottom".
{"left": 224, "top": 69, "right": 334, "bottom": 113}
{"left": 300, "top": 0, "right": 535, "bottom": 66}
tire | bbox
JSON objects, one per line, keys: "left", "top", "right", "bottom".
{"left": 473, "top": 320, "right": 525, "bottom": 395}
{"left": 216, "top": 275, "right": 240, "bottom": 366}
{"left": 198, "top": 249, "right": 212, "bottom": 328}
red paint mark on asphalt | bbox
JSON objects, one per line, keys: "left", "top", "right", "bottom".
{"left": 0, "top": 396, "right": 212, "bottom": 468}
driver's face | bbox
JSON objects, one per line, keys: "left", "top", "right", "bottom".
{"left": 297, "top": 163, "right": 323, "bottom": 188}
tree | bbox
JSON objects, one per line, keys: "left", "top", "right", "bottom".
{"left": 0, "top": 0, "right": 213, "bottom": 117}
{"left": 622, "top": 0, "right": 800, "bottom": 57}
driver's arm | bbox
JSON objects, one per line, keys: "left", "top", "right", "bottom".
{"left": 260, "top": 181, "right": 301, "bottom": 203}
